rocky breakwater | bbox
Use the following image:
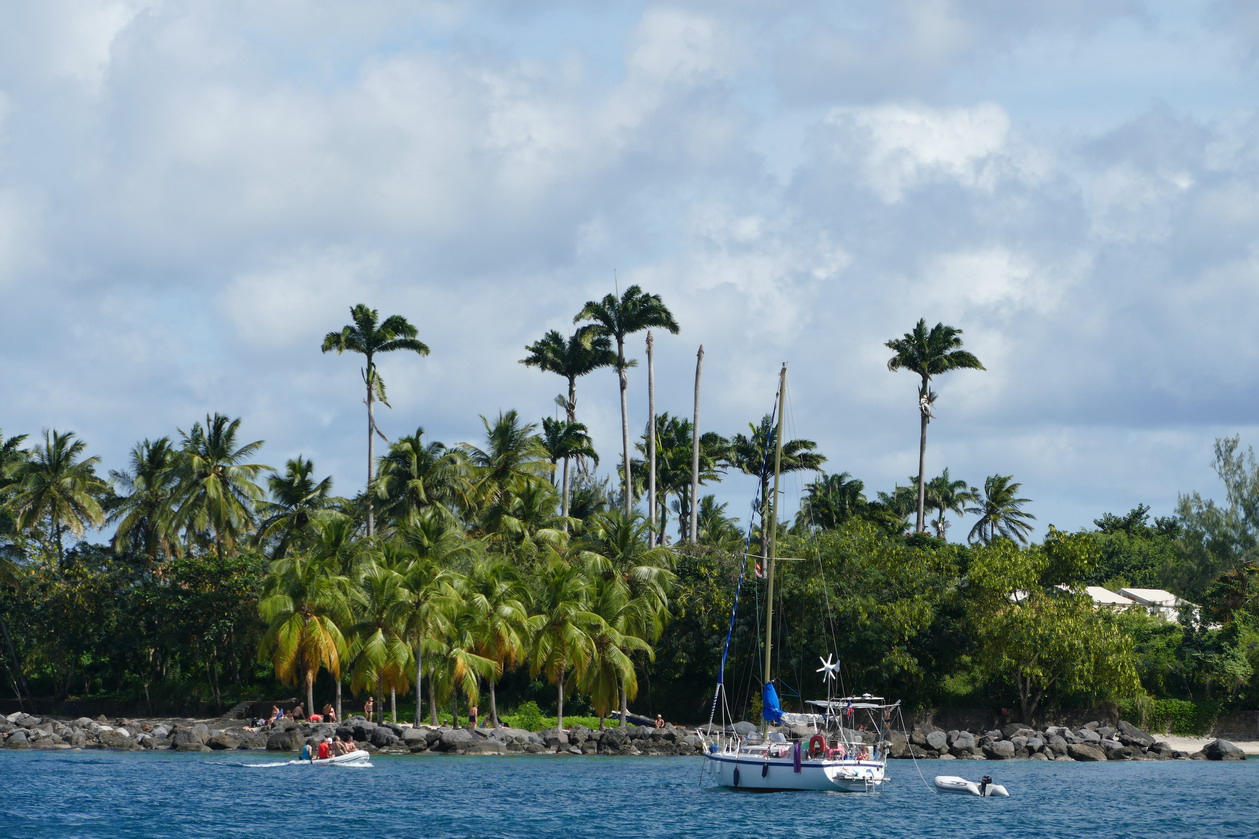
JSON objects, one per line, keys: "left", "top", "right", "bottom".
{"left": 0, "top": 711, "right": 708, "bottom": 757}
{"left": 890, "top": 720, "right": 1247, "bottom": 762}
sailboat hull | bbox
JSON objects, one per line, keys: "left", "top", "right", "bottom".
{"left": 705, "top": 752, "right": 885, "bottom": 792}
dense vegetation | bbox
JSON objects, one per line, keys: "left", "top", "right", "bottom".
{"left": 2, "top": 300, "right": 1258, "bottom": 733}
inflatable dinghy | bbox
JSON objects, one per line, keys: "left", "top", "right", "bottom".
{"left": 934, "top": 775, "right": 1008, "bottom": 797}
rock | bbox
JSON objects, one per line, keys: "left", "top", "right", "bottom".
{"left": 925, "top": 730, "right": 948, "bottom": 752}
{"left": 1075, "top": 728, "right": 1102, "bottom": 745}
{"left": 731, "top": 721, "right": 757, "bottom": 737}
{"left": 206, "top": 734, "right": 241, "bottom": 751}
{"left": 266, "top": 729, "right": 305, "bottom": 752}
{"left": 1001, "top": 723, "right": 1033, "bottom": 739}
{"left": 1203, "top": 739, "right": 1245, "bottom": 761}
{"left": 401, "top": 728, "right": 429, "bottom": 752}
{"left": 948, "top": 731, "right": 976, "bottom": 753}
{"left": 1046, "top": 734, "right": 1068, "bottom": 757}
{"left": 983, "top": 740, "right": 1016, "bottom": 760}
{"left": 1067, "top": 743, "right": 1107, "bottom": 762}
{"left": 96, "top": 729, "right": 140, "bottom": 750}
{"left": 4, "top": 730, "right": 30, "bottom": 749}
{"left": 1117, "top": 720, "right": 1155, "bottom": 748}
{"left": 437, "top": 727, "right": 476, "bottom": 753}
{"left": 1029, "top": 751, "right": 1050, "bottom": 760}
{"left": 370, "top": 727, "right": 401, "bottom": 749}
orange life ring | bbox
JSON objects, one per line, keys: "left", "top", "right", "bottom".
{"left": 808, "top": 733, "right": 827, "bottom": 757}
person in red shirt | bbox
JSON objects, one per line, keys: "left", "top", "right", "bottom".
{"left": 317, "top": 738, "right": 331, "bottom": 760}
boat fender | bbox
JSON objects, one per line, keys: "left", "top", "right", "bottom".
{"left": 733, "top": 768, "right": 740, "bottom": 788}
{"left": 761, "top": 762, "right": 769, "bottom": 778}
{"left": 808, "top": 733, "right": 827, "bottom": 758}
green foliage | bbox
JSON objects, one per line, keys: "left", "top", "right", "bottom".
{"left": 1118, "top": 696, "right": 1222, "bottom": 735}
{"left": 502, "top": 699, "right": 545, "bottom": 730}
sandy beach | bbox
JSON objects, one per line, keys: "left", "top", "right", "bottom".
{"left": 1158, "top": 735, "right": 1259, "bottom": 756}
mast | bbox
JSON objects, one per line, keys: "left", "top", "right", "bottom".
{"left": 761, "top": 364, "right": 787, "bottom": 697}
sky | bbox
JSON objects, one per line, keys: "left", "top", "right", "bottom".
{"left": 3, "top": 0, "right": 1259, "bottom": 544}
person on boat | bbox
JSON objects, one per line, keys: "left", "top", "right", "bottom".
{"left": 342, "top": 734, "right": 357, "bottom": 753}
{"left": 655, "top": 714, "right": 665, "bottom": 729}
{"left": 299, "top": 742, "right": 314, "bottom": 762}
{"left": 333, "top": 737, "right": 348, "bottom": 756}
{"left": 856, "top": 747, "right": 869, "bottom": 761}
{"left": 979, "top": 775, "right": 992, "bottom": 796}
{"left": 364, "top": 696, "right": 374, "bottom": 722}
{"left": 317, "top": 738, "right": 332, "bottom": 760}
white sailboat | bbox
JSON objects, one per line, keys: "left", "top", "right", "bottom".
{"left": 701, "top": 365, "right": 897, "bottom": 792}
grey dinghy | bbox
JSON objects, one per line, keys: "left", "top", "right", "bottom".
{"left": 934, "top": 775, "right": 1008, "bottom": 797}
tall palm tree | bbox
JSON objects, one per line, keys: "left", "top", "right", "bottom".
{"left": 636, "top": 414, "right": 726, "bottom": 541}
{"left": 885, "top": 318, "right": 986, "bottom": 533}
{"left": 172, "top": 413, "right": 266, "bottom": 559}
{"left": 575, "top": 286, "right": 679, "bottom": 516}
{"left": 967, "top": 474, "right": 1036, "bottom": 545}
{"left": 728, "top": 414, "right": 825, "bottom": 540}
{"left": 256, "top": 457, "right": 339, "bottom": 559}
{"left": 925, "top": 468, "right": 978, "bottom": 540}
{"left": 8, "top": 430, "right": 107, "bottom": 566}
{"left": 695, "top": 495, "right": 743, "bottom": 550}
{"left": 345, "top": 546, "right": 415, "bottom": 722}
{"left": 521, "top": 328, "right": 616, "bottom": 514}
{"left": 579, "top": 563, "right": 651, "bottom": 728}
{"left": 322, "top": 304, "right": 430, "bottom": 539}
{"left": 373, "top": 427, "right": 469, "bottom": 528}
{"left": 108, "top": 437, "right": 180, "bottom": 565}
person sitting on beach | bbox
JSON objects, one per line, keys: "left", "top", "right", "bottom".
{"left": 292, "top": 703, "right": 305, "bottom": 721}
{"left": 270, "top": 705, "right": 282, "bottom": 723}
{"left": 655, "top": 714, "right": 665, "bottom": 729}
{"left": 308, "top": 712, "right": 323, "bottom": 723}
{"left": 322, "top": 704, "right": 336, "bottom": 722}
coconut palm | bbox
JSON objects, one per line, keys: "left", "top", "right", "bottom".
{"left": 925, "top": 468, "right": 978, "bottom": 540}
{"left": 172, "top": 413, "right": 266, "bottom": 559}
{"left": 796, "top": 472, "right": 868, "bottom": 531}
{"left": 579, "top": 564, "right": 651, "bottom": 728}
{"left": 8, "top": 430, "right": 107, "bottom": 566}
{"left": 256, "top": 457, "right": 339, "bottom": 559}
{"left": 107, "top": 437, "right": 180, "bottom": 565}
{"left": 885, "top": 319, "right": 986, "bottom": 533}
{"left": 575, "top": 286, "right": 680, "bottom": 516}
{"left": 540, "top": 417, "right": 598, "bottom": 520}
{"left": 695, "top": 495, "right": 743, "bottom": 550}
{"left": 258, "top": 537, "right": 355, "bottom": 716}
{"left": 521, "top": 328, "right": 616, "bottom": 515}
{"left": 635, "top": 414, "right": 727, "bottom": 542}
{"left": 460, "top": 410, "right": 553, "bottom": 533}
{"left": 462, "top": 556, "right": 530, "bottom": 727}
{"left": 322, "top": 304, "right": 430, "bottom": 539}
{"left": 529, "top": 546, "right": 601, "bottom": 730}
{"left": 345, "top": 546, "right": 415, "bottom": 722}
{"left": 967, "top": 474, "right": 1036, "bottom": 545}
{"left": 373, "top": 427, "right": 469, "bottom": 528}
{"left": 728, "top": 414, "right": 825, "bottom": 540}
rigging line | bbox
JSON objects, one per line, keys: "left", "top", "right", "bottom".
{"left": 899, "top": 705, "right": 937, "bottom": 793}
{"left": 707, "top": 374, "right": 782, "bottom": 730}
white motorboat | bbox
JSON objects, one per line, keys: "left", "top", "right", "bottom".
{"left": 935, "top": 775, "right": 1008, "bottom": 797}
{"left": 309, "top": 750, "right": 371, "bottom": 766}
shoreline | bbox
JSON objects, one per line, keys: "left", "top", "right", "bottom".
{"left": 1157, "top": 735, "right": 1259, "bottom": 756}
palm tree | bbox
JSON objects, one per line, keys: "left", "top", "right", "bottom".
{"left": 636, "top": 415, "right": 727, "bottom": 541}
{"left": 925, "top": 468, "right": 978, "bottom": 540}
{"left": 345, "top": 546, "right": 415, "bottom": 722}
{"left": 463, "top": 556, "right": 530, "bottom": 727}
{"left": 529, "top": 546, "right": 600, "bottom": 730}
{"left": 695, "top": 495, "right": 743, "bottom": 550}
{"left": 172, "top": 413, "right": 266, "bottom": 559}
{"left": 258, "top": 535, "right": 355, "bottom": 715}
{"left": 521, "top": 329, "right": 616, "bottom": 514}
{"left": 373, "top": 427, "right": 469, "bottom": 528}
{"left": 460, "top": 411, "right": 553, "bottom": 532}
{"left": 885, "top": 319, "right": 986, "bottom": 533}
{"left": 580, "top": 564, "right": 651, "bottom": 728}
{"left": 8, "top": 430, "right": 107, "bottom": 566}
{"left": 575, "top": 286, "right": 679, "bottom": 516}
{"left": 579, "top": 510, "right": 674, "bottom": 724}
{"left": 540, "top": 417, "right": 598, "bottom": 519}
{"left": 108, "top": 437, "right": 180, "bottom": 565}
{"left": 796, "top": 472, "right": 867, "bottom": 531}
{"left": 967, "top": 474, "right": 1036, "bottom": 545}
{"left": 256, "top": 457, "right": 339, "bottom": 559}
{"left": 322, "top": 304, "right": 430, "bottom": 539}
{"left": 728, "top": 415, "right": 825, "bottom": 540}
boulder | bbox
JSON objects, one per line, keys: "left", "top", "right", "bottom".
{"left": 265, "top": 729, "right": 305, "bottom": 752}
{"left": 436, "top": 727, "right": 476, "bottom": 753}
{"left": 4, "top": 730, "right": 30, "bottom": 749}
{"left": 370, "top": 727, "right": 401, "bottom": 749}
{"left": 1117, "top": 720, "right": 1156, "bottom": 749}
{"left": 96, "top": 729, "right": 140, "bottom": 751}
{"left": 1067, "top": 743, "right": 1107, "bottom": 762}
{"left": 731, "top": 721, "right": 757, "bottom": 737}
{"left": 206, "top": 734, "right": 241, "bottom": 751}
{"left": 1075, "top": 728, "right": 1102, "bottom": 745}
{"left": 925, "top": 730, "right": 948, "bottom": 752}
{"left": 1001, "top": 723, "right": 1033, "bottom": 739}
{"left": 1046, "top": 734, "right": 1068, "bottom": 757}
{"left": 1203, "top": 739, "right": 1245, "bottom": 761}
{"left": 401, "top": 728, "right": 429, "bottom": 752}
{"left": 983, "top": 740, "right": 1016, "bottom": 760}
{"left": 948, "top": 731, "right": 976, "bottom": 753}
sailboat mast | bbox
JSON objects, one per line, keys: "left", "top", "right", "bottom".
{"left": 762, "top": 364, "right": 788, "bottom": 694}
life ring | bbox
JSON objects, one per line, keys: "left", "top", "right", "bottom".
{"left": 808, "top": 734, "right": 827, "bottom": 758}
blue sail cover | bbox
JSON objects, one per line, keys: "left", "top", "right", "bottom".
{"left": 762, "top": 682, "right": 784, "bottom": 724}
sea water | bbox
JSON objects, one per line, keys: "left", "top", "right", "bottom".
{"left": 1, "top": 750, "right": 1257, "bottom": 839}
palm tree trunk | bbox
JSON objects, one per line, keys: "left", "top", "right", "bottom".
{"left": 916, "top": 404, "right": 928, "bottom": 534}
{"left": 335, "top": 678, "right": 342, "bottom": 723}
{"left": 619, "top": 682, "right": 629, "bottom": 728}
{"left": 366, "top": 370, "right": 376, "bottom": 539}
{"left": 414, "top": 644, "right": 423, "bottom": 724}
{"left": 428, "top": 679, "right": 439, "bottom": 726}
{"left": 689, "top": 345, "right": 703, "bottom": 543}
{"left": 306, "top": 671, "right": 316, "bottom": 719}
{"left": 647, "top": 332, "right": 656, "bottom": 546}
{"left": 488, "top": 680, "right": 500, "bottom": 727}
{"left": 618, "top": 342, "right": 632, "bottom": 516}
{"left": 390, "top": 687, "right": 397, "bottom": 722}
{"left": 562, "top": 376, "right": 577, "bottom": 519}
{"left": 557, "top": 666, "right": 566, "bottom": 731}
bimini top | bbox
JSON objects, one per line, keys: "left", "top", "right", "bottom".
{"left": 805, "top": 694, "right": 900, "bottom": 712}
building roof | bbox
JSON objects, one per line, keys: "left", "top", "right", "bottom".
{"left": 1086, "top": 586, "right": 1137, "bottom": 606}
{"left": 1118, "top": 588, "right": 1190, "bottom": 607}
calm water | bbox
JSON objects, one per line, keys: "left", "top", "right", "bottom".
{"left": 1, "top": 750, "right": 1257, "bottom": 839}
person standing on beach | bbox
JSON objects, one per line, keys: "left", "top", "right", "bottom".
{"left": 364, "top": 696, "right": 374, "bottom": 722}
{"left": 469, "top": 705, "right": 478, "bottom": 728}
